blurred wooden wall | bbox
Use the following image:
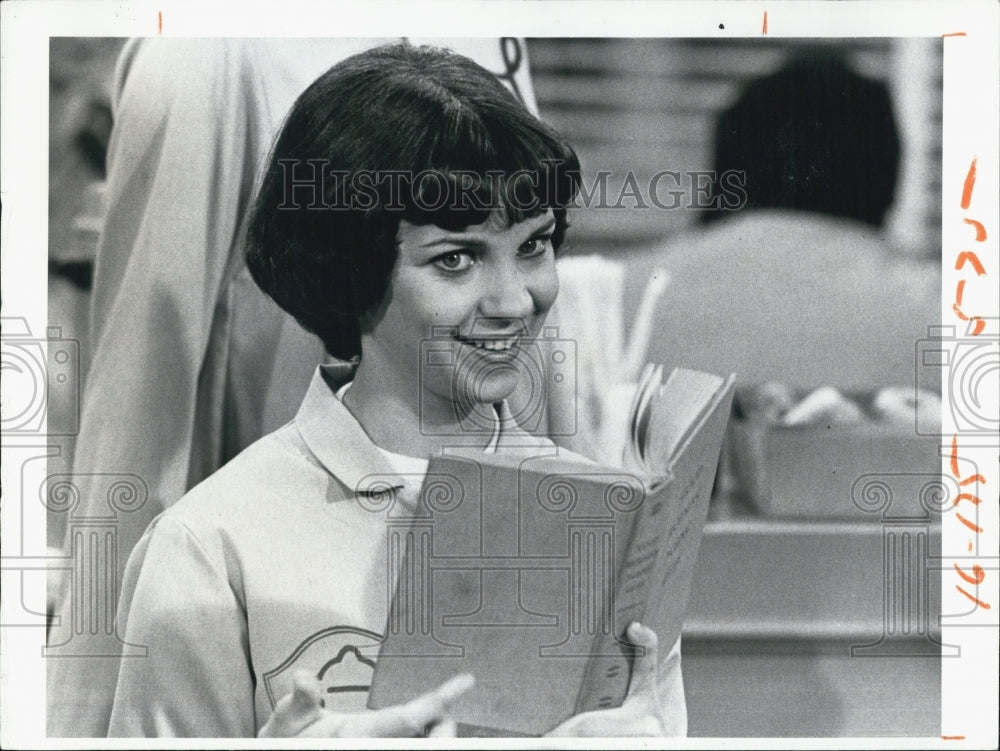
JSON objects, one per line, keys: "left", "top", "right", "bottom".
{"left": 528, "top": 38, "right": 943, "bottom": 260}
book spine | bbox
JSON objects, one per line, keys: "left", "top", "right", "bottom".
{"left": 571, "top": 486, "right": 666, "bottom": 713}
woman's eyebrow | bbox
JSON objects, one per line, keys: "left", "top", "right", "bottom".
{"left": 417, "top": 217, "right": 556, "bottom": 249}
{"left": 418, "top": 217, "right": 557, "bottom": 249}
{"left": 419, "top": 236, "right": 489, "bottom": 249}
{"left": 528, "top": 217, "right": 557, "bottom": 235}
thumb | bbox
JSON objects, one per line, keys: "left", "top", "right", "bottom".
{"left": 259, "top": 670, "right": 324, "bottom": 737}
{"left": 289, "top": 670, "right": 323, "bottom": 716}
{"left": 427, "top": 718, "right": 459, "bottom": 737}
{"left": 623, "top": 622, "right": 659, "bottom": 707}
{"left": 363, "top": 673, "right": 474, "bottom": 736}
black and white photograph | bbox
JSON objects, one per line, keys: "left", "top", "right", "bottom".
{"left": 1, "top": 1, "right": 998, "bottom": 746}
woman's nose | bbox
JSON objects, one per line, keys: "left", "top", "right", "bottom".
{"left": 478, "top": 264, "right": 536, "bottom": 320}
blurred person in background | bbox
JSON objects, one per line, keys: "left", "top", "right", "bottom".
{"left": 46, "top": 38, "right": 121, "bottom": 538}
{"left": 620, "top": 51, "right": 939, "bottom": 391}
{"left": 46, "top": 36, "right": 541, "bottom": 738}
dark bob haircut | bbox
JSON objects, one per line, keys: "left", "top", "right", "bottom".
{"left": 245, "top": 43, "right": 581, "bottom": 361}
{"left": 702, "top": 51, "right": 900, "bottom": 227}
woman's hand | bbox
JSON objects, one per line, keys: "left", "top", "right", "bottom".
{"left": 259, "top": 671, "right": 474, "bottom": 738}
{"left": 547, "top": 622, "right": 666, "bottom": 737}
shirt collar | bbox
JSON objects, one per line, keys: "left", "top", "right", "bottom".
{"left": 295, "top": 362, "right": 404, "bottom": 494}
{"left": 294, "top": 363, "right": 553, "bottom": 495}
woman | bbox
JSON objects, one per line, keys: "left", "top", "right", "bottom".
{"left": 46, "top": 39, "right": 538, "bottom": 738}
{"left": 108, "top": 43, "right": 684, "bottom": 737}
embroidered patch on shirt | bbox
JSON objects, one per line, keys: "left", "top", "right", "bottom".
{"left": 262, "top": 626, "right": 382, "bottom": 711}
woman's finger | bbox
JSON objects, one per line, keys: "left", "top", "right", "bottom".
{"left": 259, "top": 670, "right": 324, "bottom": 737}
{"left": 427, "top": 718, "right": 458, "bottom": 737}
{"left": 623, "top": 622, "right": 659, "bottom": 707}
{"left": 363, "top": 673, "right": 474, "bottom": 736}
{"left": 289, "top": 670, "right": 323, "bottom": 715}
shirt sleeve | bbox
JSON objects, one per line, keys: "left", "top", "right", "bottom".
{"left": 108, "top": 515, "right": 256, "bottom": 737}
{"left": 657, "top": 635, "right": 688, "bottom": 737}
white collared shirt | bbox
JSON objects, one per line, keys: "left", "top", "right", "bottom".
{"left": 109, "top": 364, "right": 685, "bottom": 737}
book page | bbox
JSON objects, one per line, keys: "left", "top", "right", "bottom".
{"left": 623, "top": 363, "right": 662, "bottom": 472}
{"left": 646, "top": 368, "right": 726, "bottom": 469}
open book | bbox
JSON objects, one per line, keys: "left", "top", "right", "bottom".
{"left": 367, "top": 367, "right": 736, "bottom": 736}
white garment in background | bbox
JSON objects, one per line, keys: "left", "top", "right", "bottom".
{"left": 619, "top": 209, "right": 940, "bottom": 390}
{"left": 47, "top": 37, "right": 539, "bottom": 738}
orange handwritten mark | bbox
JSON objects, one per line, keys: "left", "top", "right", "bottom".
{"left": 762, "top": 11, "right": 768, "bottom": 35}
{"left": 961, "top": 158, "right": 977, "bottom": 209}
{"left": 956, "top": 585, "right": 990, "bottom": 609}
{"left": 963, "top": 217, "right": 987, "bottom": 242}
{"left": 158, "top": 11, "right": 162, "bottom": 34}
{"left": 956, "top": 513, "right": 983, "bottom": 534}
{"left": 954, "top": 492, "right": 983, "bottom": 507}
{"left": 961, "top": 316, "right": 986, "bottom": 336}
{"left": 956, "top": 250, "right": 987, "bottom": 276}
{"left": 954, "top": 279, "right": 966, "bottom": 306}
{"left": 951, "top": 303, "right": 986, "bottom": 335}
{"left": 950, "top": 301, "right": 986, "bottom": 335}
{"left": 954, "top": 562, "right": 986, "bottom": 585}
{"left": 967, "top": 540, "right": 973, "bottom": 552}
{"left": 941, "top": 32, "right": 967, "bottom": 38}
{"left": 949, "top": 436, "right": 988, "bottom": 482}
{"left": 960, "top": 474, "right": 986, "bottom": 486}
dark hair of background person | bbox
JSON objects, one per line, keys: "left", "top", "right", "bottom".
{"left": 702, "top": 50, "right": 901, "bottom": 228}
{"left": 245, "top": 42, "right": 582, "bottom": 361}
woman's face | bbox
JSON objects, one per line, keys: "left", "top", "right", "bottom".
{"left": 361, "top": 209, "right": 560, "bottom": 417}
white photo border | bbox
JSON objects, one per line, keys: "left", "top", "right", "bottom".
{"left": 2, "top": 1, "right": 997, "bottom": 748}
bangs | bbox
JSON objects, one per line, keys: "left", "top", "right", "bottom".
{"left": 399, "top": 164, "right": 578, "bottom": 231}
{"left": 386, "top": 92, "right": 581, "bottom": 231}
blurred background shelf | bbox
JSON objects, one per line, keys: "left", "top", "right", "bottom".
{"left": 683, "top": 505, "right": 943, "bottom": 736}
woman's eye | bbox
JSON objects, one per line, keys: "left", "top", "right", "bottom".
{"left": 519, "top": 236, "right": 552, "bottom": 257}
{"left": 434, "top": 251, "right": 474, "bottom": 272}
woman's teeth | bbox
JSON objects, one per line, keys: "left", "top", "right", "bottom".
{"left": 466, "top": 337, "right": 519, "bottom": 351}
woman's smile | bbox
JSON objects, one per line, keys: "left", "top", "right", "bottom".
{"left": 355, "top": 208, "right": 560, "bottom": 416}
{"left": 460, "top": 334, "right": 523, "bottom": 351}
